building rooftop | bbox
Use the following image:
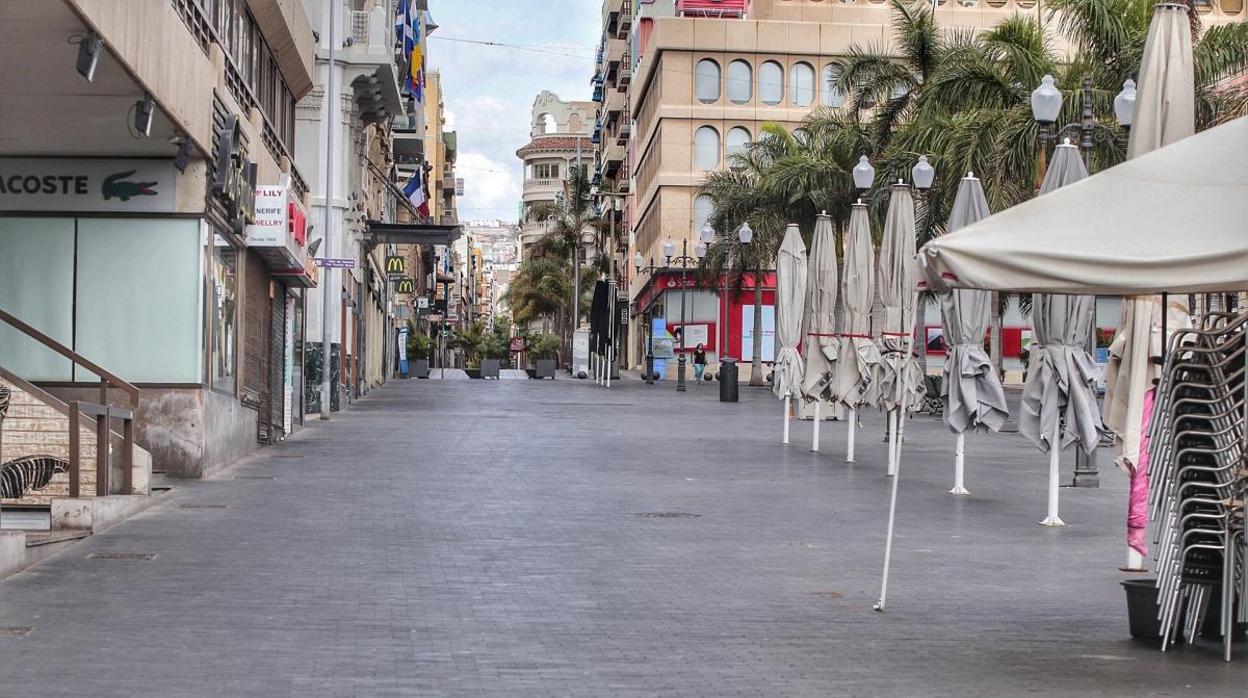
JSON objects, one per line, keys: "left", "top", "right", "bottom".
{"left": 516, "top": 135, "right": 593, "bottom": 158}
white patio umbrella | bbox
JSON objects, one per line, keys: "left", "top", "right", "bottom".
{"left": 915, "top": 117, "right": 1248, "bottom": 295}
{"left": 1022, "top": 142, "right": 1099, "bottom": 527}
{"left": 1103, "top": 1, "right": 1194, "bottom": 571}
{"left": 774, "top": 223, "right": 808, "bottom": 444}
{"left": 833, "top": 202, "right": 881, "bottom": 462}
{"left": 800, "top": 212, "right": 839, "bottom": 451}
{"left": 877, "top": 183, "right": 924, "bottom": 477}
{"left": 939, "top": 174, "right": 1008, "bottom": 495}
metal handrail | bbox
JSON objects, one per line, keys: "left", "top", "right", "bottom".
{"left": 0, "top": 309, "right": 138, "bottom": 404}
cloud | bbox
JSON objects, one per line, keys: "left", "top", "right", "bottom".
{"left": 454, "top": 151, "right": 521, "bottom": 222}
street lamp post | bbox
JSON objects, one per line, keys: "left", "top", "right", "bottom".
{"left": 1029, "top": 74, "right": 1136, "bottom": 488}
{"left": 716, "top": 221, "right": 753, "bottom": 373}
{"left": 635, "top": 239, "right": 705, "bottom": 391}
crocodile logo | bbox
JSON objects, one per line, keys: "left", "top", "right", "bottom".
{"left": 101, "top": 170, "right": 158, "bottom": 202}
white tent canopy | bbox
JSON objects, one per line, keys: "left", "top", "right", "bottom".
{"left": 918, "top": 116, "right": 1248, "bottom": 296}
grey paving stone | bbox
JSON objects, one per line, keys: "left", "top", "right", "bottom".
{"left": 0, "top": 377, "right": 1245, "bottom": 696}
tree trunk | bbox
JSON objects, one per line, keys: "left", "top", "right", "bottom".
{"left": 990, "top": 291, "right": 1003, "bottom": 381}
{"left": 749, "top": 271, "right": 765, "bottom": 386}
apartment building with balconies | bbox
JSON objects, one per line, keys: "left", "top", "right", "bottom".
{"left": 516, "top": 91, "right": 595, "bottom": 259}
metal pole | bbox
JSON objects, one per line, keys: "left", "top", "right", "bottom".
{"left": 1071, "top": 77, "right": 1100, "bottom": 486}
{"left": 319, "top": 4, "right": 337, "bottom": 420}
{"left": 676, "top": 241, "right": 688, "bottom": 392}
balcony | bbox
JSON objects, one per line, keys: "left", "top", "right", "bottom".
{"left": 342, "top": 6, "right": 403, "bottom": 124}
{"left": 618, "top": 0, "right": 633, "bottom": 37}
{"left": 676, "top": 0, "right": 749, "bottom": 17}
{"left": 619, "top": 52, "right": 633, "bottom": 86}
{"left": 392, "top": 117, "right": 426, "bottom": 162}
{"left": 605, "top": 88, "right": 625, "bottom": 123}
{"left": 603, "top": 142, "right": 625, "bottom": 177}
{"left": 603, "top": 0, "right": 623, "bottom": 35}
{"left": 616, "top": 118, "right": 631, "bottom": 145}
{"left": 604, "top": 38, "right": 625, "bottom": 84}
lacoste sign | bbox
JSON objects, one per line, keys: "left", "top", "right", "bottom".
{"left": 0, "top": 158, "right": 176, "bottom": 213}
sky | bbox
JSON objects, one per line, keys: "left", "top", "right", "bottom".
{"left": 427, "top": 1, "right": 602, "bottom": 224}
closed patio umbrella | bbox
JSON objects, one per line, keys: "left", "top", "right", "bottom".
{"left": 939, "top": 174, "right": 1008, "bottom": 495}
{"left": 774, "top": 223, "right": 807, "bottom": 444}
{"left": 1103, "top": 1, "right": 1195, "bottom": 571}
{"left": 801, "top": 213, "right": 840, "bottom": 451}
{"left": 1024, "top": 141, "right": 1101, "bottom": 527}
{"left": 833, "top": 202, "right": 880, "bottom": 462}
{"left": 877, "top": 183, "right": 924, "bottom": 476}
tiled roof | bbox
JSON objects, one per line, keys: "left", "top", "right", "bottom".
{"left": 516, "top": 135, "right": 592, "bottom": 157}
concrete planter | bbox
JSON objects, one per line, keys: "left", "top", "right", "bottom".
{"left": 481, "top": 359, "right": 501, "bottom": 379}
{"left": 535, "top": 359, "right": 557, "bottom": 379}
{"left": 413, "top": 360, "right": 430, "bottom": 378}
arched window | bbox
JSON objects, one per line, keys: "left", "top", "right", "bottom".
{"left": 727, "top": 60, "right": 752, "bottom": 104}
{"left": 791, "top": 62, "right": 815, "bottom": 107}
{"left": 693, "top": 195, "right": 714, "bottom": 237}
{"left": 822, "top": 64, "right": 844, "bottom": 108}
{"left": 693, "top": 126, "right": 721, "bottom": 170}
{"left": 540, "top": 113, "right": 557, "bottom": 134}
{"left": 726, "top": 127, "right": 751, "bottom": 165}
{"left": 759, "top": 61, "right": 784, "bottom": 106}
{"left": 695, "top": 59, "right": 721, "bottom": 104}
{"left": 568, "top": 113, "right": 583, "bottom": 132}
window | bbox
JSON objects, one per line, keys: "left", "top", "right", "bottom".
{"left": 0, "top": 218, "right": 75, "bottom": 380}
{"left": 534, "top": 163, "right": 560, "bottom": 179}
{"left": 727, "top": 60, "right": 752, "bottom": 104}
{"left": 822, "top": 64, "right": 845, "bottom": 107}
{"left": 759, "top": 61, "right": 784, "bottom": 105}
{"left": 695, "top": 59, "right": 721, "bottom": 104}
{"left": 726, "top": 127, "right": 751, "bottom": 164}
{"left": 694, "top": 126, "right": 721, "bottom": 170}
{"left": 211, "top": 236, "right": 238, "bottom": 391}
{"left": 692, "top": 195, "right": 714, "bottom": 238}
{"left": 75, "top": 219, "right": 202, "bottom": 383}
{"left": 539, "top": 113, "right": 557, "bottom": 134}
{"left": 791, "top": 62, "right": 815, "bottom": 107}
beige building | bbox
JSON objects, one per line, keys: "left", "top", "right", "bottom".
{"left": 602, "top": 0, "right": 1247, "bottom": 369}
{"left": 516, "top": 91, "right": 595, "bottom": 258}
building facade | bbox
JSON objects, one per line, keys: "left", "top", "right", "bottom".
{"left": 516, "top": 91, "right": 595, "bottom": 259}
{"left": 0, "top": 0, "right": 318, "bottom": 478}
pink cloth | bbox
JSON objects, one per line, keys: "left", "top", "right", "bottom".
{"left": 1127, "top": 388, "right": 1155, "bottom": 556}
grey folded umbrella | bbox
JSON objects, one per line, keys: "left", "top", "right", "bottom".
{"left": 1021, "top": 143, "right": 1103, "bottom": 457}
{"left": 833, "top": 202, "right": 881, "bottom": 410}
{"left": 801, "top": 213, "right": 839, "bottom": 402}
{"left": 773, "top": 224, "right": 807, "bottom": 400}
{"left": 940, "top": 175, "right": 1008, "bottom": 435}
{"left": 877, "top": 184, "right": 924, "bottom": 415}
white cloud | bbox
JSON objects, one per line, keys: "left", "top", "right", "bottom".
{"left": 454, "top": 151, "right": 521, "bottom": 222}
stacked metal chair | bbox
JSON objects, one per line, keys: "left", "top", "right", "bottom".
{"left": 1148, "top": 310, "right": 1247, "bottom": 661}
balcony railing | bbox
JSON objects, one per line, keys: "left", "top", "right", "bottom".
{"left": 524, "top": 178, "right": 562, "bottom": 190}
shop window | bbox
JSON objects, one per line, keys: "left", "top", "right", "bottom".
{"left": 791, "top": 62, "right": 815, "bottom": 107}
{"left": 212, "top": 235, "right": 239, "bottom": 392}
{"left": 727, "top": 60, "right": 752, "bottom": 104}
{"left": 760, "top": 61, "right": 784, "bottom": 105}
{"left": 0, "top": 218, "right": 75, "bottom": 380}
{"left": 695, "top": 59, "right": 722, "bottom": 104}
{"left": 694, "top": 126, "right": 721, "bottom": 170}
{"left": 727, "top": 126, "right": 751, "bottom": 164}
{"left": 75, "top": 219, "right": 202, "bottom": 383}
{"left": 822, "top": 64, "right": 845, "bottom": 107}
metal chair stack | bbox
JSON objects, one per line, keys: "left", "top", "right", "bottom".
{"left": 1148, "top": 310, "right": 1247, "bottom": 661}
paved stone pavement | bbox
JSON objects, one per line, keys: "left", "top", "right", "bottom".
{"left": 2, "top": 376, "right": 1248, "bottom": 697}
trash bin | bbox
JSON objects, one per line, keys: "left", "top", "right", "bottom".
{"left": 719, "top": 359, "right": 739, "bottom": 402}
{"left": 1122, "top": 579, "right": 1162, "bottom": 642}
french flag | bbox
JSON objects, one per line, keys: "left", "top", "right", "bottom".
{"left": 402, "top": 169, "right": 430, "bottom": 218}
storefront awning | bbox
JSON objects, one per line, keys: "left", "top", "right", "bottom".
{"left": 364, "top": 221, "right": 461, "bottom": 246}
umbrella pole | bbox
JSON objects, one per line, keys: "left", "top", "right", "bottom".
{"left": 887, "top": 410, "right": 898, "bottom": 477}
{"left": 846, "top": 408, "right": 857, "bottom": 463}
{"left": 1040, "top": 423, "right": 1065, "bottom": 526}
{"left": 812, "top": 402, "right": 821, "bottom": 452}
{"left": 876, "top": 338, "right": 913, "bottom": 612}
{"left": 950, "top": 433, "right": 969, "bottom": 495}
{"left": 606, "top": 347, "right": 612, "bottom": 388}
{"left": 783, "top": 395, "right": 791, "bottom": 444}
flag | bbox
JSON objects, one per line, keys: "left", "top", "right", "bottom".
{"left": 394, "top": 0, "right": 424, "bottom": 104}
{"left": 402, "top": 169, "right": 429, "bottom": 218}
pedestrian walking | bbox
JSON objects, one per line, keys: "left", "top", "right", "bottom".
{"left": 693, "top": 343, "right": 707, "bottom": 383}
